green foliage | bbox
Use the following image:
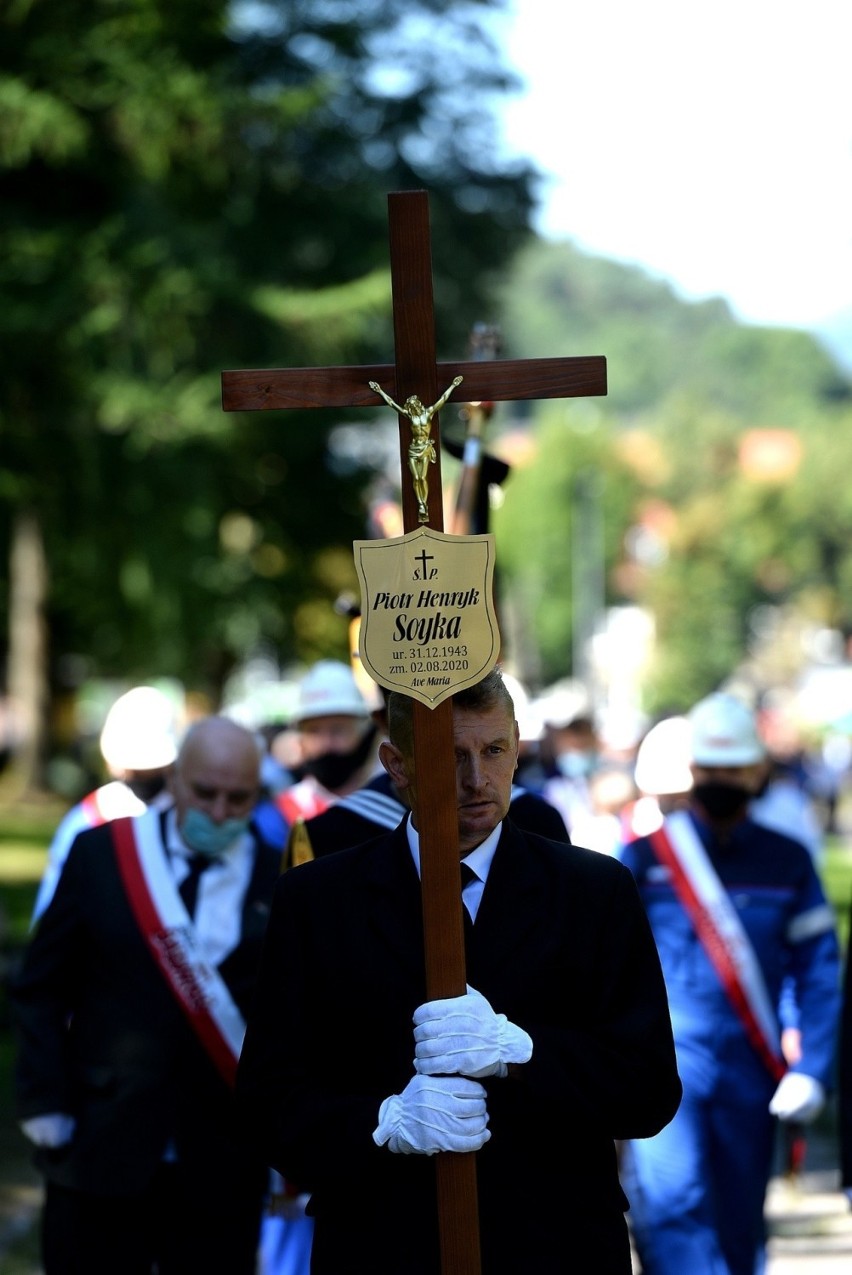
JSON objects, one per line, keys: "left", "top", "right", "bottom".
{"left": 0, "top": 0, "right": 535, "bottom": 738}
{"left": 493, "top": 407, "right": 640, "bottom": 685}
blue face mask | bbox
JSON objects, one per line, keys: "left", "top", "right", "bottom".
{"left": 556, "top": 751, "right": 597, "bottom": 780}
{"left": 181, "top": 808, "right": 250, "bottom": 859}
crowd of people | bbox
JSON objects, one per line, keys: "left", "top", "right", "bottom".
{"left": 8, "top": 661, "right": 852, "bottom": 1274}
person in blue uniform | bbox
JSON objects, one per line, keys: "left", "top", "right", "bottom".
{"left": 617, "top": 690, "right": 841, "bottom": 1275}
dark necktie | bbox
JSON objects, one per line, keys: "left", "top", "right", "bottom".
{"left": 179, "top": 855, "right": 211, "bottom": 919}
{"left": 460, "top": 861, "right": 478, "bottom": 928}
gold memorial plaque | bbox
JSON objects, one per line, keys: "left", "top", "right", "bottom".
{"left": 354, "top": 527, "right": 500, "bottom": 708}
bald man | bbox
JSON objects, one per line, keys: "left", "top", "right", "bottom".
{"left": 11, "top": 715, "right": 281, "bottom": 1275}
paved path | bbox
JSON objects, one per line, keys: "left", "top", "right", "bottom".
{"left": 765, "top": 1166, "right": 852, "bottom": 1272}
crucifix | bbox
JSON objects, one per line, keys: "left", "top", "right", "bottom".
{"left": 222, "top": 189, "right": 606, "bottom": 1274}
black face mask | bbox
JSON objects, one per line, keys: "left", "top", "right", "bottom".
{"left": 297, "top": 723, "right": 378, "bottom": 793}
{"left": 126, "top": 774, "right": 168, "bottom": 804}
{"left": 692, "top": 780, "right": 752, "bottom": 822}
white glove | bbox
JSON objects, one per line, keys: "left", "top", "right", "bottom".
{"left": 372, "top": 1073, "right": 491, "bottom": 1155}
{"left": 20, "top": 1113, "right": 76, "bottom": 1148}
{"left": 768, "top": 1073, "right": 825, "bottom": 1123}
{"left": 413, "top": 987, "right": 532, "bottom": 1079}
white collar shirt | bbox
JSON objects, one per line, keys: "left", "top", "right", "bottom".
{"left": 406, "top": 815, "right": 500, "bottom": 922}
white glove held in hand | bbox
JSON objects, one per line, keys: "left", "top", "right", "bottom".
{"left": 413, "top": 987, "right": 532, "bottom": 1079}
{"left": 372, "top": 1074, "right": 491, "bottom": 1155}
{"left": 20, "top": 1114, "right": 76, "bottom": 1148}
{"left": 768, "top": 1073, "right": 826, "bottom": 1123}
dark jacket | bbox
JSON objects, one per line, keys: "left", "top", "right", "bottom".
{"left": 10, "top": 812, "right": 281, "bottom": 1199}
{"left": 237, "top": 818, "right": 681, "bottom": 1274}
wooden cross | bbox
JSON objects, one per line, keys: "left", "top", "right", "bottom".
{"left": 222, "top": 189, "right": 606, "bottom": 1274}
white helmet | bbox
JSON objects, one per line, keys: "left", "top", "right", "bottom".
{"left": 534, "top": 679, "right": 592, "bottom": 730}
{"left": 500, "top": 672, "right": 544, "bottom": 743}
{"left": 294, "top": 660, "right": 370, "bottom": 723}
{"left": 688, "top": 692, "right": 765, "bottom": 766}
{"left": 99, "top": 686, "right": 179, "bottom": 771}
{"left": 634, "top": 717, "right": 693, "bottom": 796}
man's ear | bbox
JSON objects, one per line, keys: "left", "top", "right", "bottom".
{"left": 379, "top": 739, "right": 410, "bottom": 790}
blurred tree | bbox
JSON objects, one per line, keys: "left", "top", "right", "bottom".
{"left": 499, "top": 238, "right": 851, "bottom": 420}
{"left": 492, "top": 407, "right": 640, "bottom": 687}
{"left": 492, "top": 236, "right": 852, "bottom": 711}
{"left": 637, "top": 399, "right": 852, "bottom": 713}
{"left": 0, "top": 0, "right": 536, "bottom": 789}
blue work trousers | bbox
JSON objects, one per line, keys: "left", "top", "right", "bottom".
{"left": 621, "top": 1072, "right": 776, "bottom": 1275}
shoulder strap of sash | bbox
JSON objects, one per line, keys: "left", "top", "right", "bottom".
{"left": 111, "top": 811, "right": 245, "bottom": 1087}
{"left": 276, "top": 784, "right": 330, "bottom": 825}
{"left": 80, "top": 789, "right": 104, "bottom": 824}
{"left": 649, "top": 811, "right": 785, "bottom": 1082}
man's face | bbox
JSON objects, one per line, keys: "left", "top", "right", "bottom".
{"left": 171, "top": 742, "right": 258, "bottom": 827}
{"left": 297, "top": 714, "right": 367, "bottom": 761}
{"left": 452, "top": 704, "right": 520, "bottom": 853}
{"left": 380, "top": 700, "right": 520, "bottom": 855}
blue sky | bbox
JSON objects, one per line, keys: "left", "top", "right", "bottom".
{"left": 492, "top": 0, "right": 852, "bottom": 334}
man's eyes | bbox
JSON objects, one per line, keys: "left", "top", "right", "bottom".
{"left": 455, "top": 746, "right": 507, "bottom": 762}
{"left": 192, "top": 785, "right": 253, "bottom": 803}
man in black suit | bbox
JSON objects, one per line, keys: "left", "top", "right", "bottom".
{"left": 11, "top": 715, "right": 281, "bottom": 1275}
{"left": 237, "top": 670, "right": 681, "bottom": 1274}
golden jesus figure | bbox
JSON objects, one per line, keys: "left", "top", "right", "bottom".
{"left": 369, "top": 376, "right": 464, "bottom": 523}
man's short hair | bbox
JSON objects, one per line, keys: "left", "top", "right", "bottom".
{"left": 386, "top": 669, "right": 515, "bottom": 756}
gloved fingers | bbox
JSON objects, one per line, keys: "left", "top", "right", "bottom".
{"left": 409, "top": 1074, "right": 488, "bottom": 1104}
{"left": 414, "top": 1013, "right": 497, "bottom": 1045}
{"left": 378, "top": 1073, "right": 491, "bottom": 1154}
{"left": 414, "top": 1100, "right": 489, "bottom": 1127}
{"left": 414, "top": 1049, "right": 499, "bottom": 1079}
{"left": 412, "top": 989, "right": 495, "bottom": 1028}
{"left": 414, "top": 1031, "right": 492, "bottom": 1057}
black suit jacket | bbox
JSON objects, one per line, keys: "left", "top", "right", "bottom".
{"left": 10, "top": 813, "right": 281, "bottom": 1199}
{"left": 237, "top": 819, "right": 681, "bottom": 1274}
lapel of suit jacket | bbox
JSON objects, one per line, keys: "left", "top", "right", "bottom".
{"left": 355, "top": 821, "right": 549, "bottom": 987}
{"left": 470, "top": 819, "right": 547, "bottom": 973}
{"left": 360, "top": 824, "right": 427, "bottom": 980}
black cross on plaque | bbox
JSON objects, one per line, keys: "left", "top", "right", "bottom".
{"left": 222, "top": 189, "right": 607, "bottom": 1275}
{"left": 414, "top": 547, "right": 435, "bottom": 577}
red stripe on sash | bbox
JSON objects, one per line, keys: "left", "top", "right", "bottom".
{"left": 649, "top": 824, "right": 785, "bottom": 1082}
{"left": 112, "top": 817, "right": 239, "bottom": 1087}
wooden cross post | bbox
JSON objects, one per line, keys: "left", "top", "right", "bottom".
{"left": 222, "top": 189, "right": 606, "bottom": 1273}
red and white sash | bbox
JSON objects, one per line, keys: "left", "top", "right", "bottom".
{"left": 276, "top": 779, "right": 331, "bottom": 826}
{"left": 111, "top": 810, "right": 245, "bottom": 1087}
{"left": 649, "top": 810, "right": 785, "bottom": 1081}
{"left": 81, "top": 781, "right": 147, "bottom": 827}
